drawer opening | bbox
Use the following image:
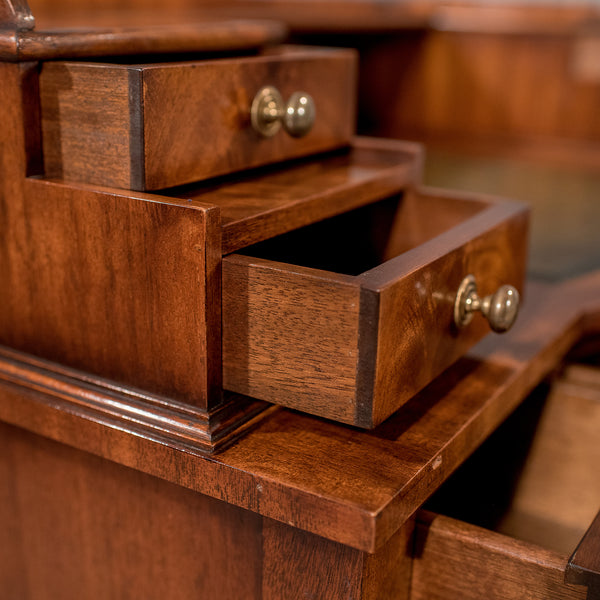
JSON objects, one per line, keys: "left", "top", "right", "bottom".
{"left": 237, "top": 190, "right": 487, "bottom": 276}
{"left": 425, "top": 344, "right": 600, "bottom": 557}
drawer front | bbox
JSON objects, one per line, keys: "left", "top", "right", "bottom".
{"left": 40, "top": 46, "right": 357, "bottom": 191}
{"left": 360, "top": 198, "right": 529, "bottom": 426}
{"left": 223, "top": 189, "right": 529, "bottom": 428}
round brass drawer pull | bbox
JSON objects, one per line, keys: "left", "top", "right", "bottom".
{"left": 251, "top": 86, "right": 315, "bottom": 138}
{"left": 454, "top": 275, "right": 520, "bottom": 333}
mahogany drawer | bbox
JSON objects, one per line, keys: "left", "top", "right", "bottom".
{"left": 222, "top": 187, "right": 529, "bottom": 428}
{"left": 415, "top": 363, "right": 600, "bottom": 599}
{"left": 40, "top": 46, "right": 356, "bottom": 191}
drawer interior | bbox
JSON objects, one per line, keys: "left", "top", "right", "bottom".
{"left": 425, "top": 340, "right": 600, "bottom": 556}
{"left": 237, "top": 190, "right": 487, "bottom": 276}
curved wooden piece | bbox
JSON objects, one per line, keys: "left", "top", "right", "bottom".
{"left": 0, "top": 19, "right": 286, "bottom": 61}
{"left": 0, "top": 0, "right": 34, "bottom": 31}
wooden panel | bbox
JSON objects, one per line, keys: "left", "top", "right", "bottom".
{"left": 40, "top": 46, "right": 357, "bottom": 190}
{"left": 223, "top": 189, "right": 528, "bottom": 427}
{"left": 496, "top": 365, "right": 600, "bottom": 553}
{"left": 41, "top": 62, "right": 132, "bottom": 188}
{"left": 0, "top": 178, "right": 222, "bottom": 408}
{"left": 411, "top": 512, "right": 587, "bottom": 600}
{"left": 262, "top": 518, "right": 364, "bottom": 599}
{"left": 142, "top": 46, "right": 356, "bottom": 190}
{"left": 168, "top": 137, "right": 424, "bottom": 254}
{"left": 0, "top": 420, "right": 263, "bottom": 599}
{"left": 262, "top": 515, "right": 415, "bottom": 600}
{"left": 0, "top": 274, "right": 599, "bottom": 552}
{"left": 0, "top": 415, "right": 417, "bottom": 599}
{"left": 223, "top": 254, "right": 361, "bottom": 424}
{"left": 361, "top": 519, "right": 415, "bottom": 600}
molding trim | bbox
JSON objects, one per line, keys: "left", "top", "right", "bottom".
{"left": 0, "top": 345, "right": 271, "bottom": 454}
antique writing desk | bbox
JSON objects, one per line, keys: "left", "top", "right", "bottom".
{"left": 0, "top": 2, "right": 599, "bottom": 598}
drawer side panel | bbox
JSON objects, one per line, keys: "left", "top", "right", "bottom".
{"left": 222, "top": 256, "right": 361, "bottom": 424}
{"left": 41, "top": 63, "right": 134, "bottom": 189}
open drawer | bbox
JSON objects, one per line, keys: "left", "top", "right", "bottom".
{"left": 415, "top": 359, "right": 600, "bottom": 599}
{"left": 222, "top": 187, "right": 529, "bottom": 428}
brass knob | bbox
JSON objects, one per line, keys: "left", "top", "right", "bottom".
{"left": 251, "top": 86, "right": 315, "bottom": 138}
{"left": 454, "top": 275, "right": 520, "bottom": 333}
{"left": 283, "top": 91, "right": 316, "bottom": 137}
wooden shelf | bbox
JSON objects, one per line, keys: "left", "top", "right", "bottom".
{"left": 166, "top": 137, "right": 423, "bottom": 253}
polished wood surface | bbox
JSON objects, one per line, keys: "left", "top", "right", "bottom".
{"left": 567, "top": 511, "right": 600, "bottom": 598}
{"left": 169, "top": 137, "right": 423, "bottom": 254}
{"left": 0, "top": 60, "right": 231, "bottom": 425}
{"left": 1, "top": 176, "right": 223, "bottom": 408}
{"left": 1, "top": 3, "right": 599, "bottom": 596}
{"left": 1, "top": 273, "right": 599, "bottom": 554}
{"left": 41, "top": 46, "right": 356, "bottom": 190}
{"left": 0, "top": 418, "right": 418, "bottom": 599}
{"left": 495, "top": 365, "right": 600, "bottom": 554}
{"left": 0, "top": 421, "right": 264, "bottom": 599}
{"left": 222, "top": 188, "right": 528, "bottom": 426}
{"left": 412, "top": 512, "right": 587, "bottom": 600}
{"left": 414, "top": 359, "right": 600, "bottom": 598}
{"left": 0, "top": 0, "right": 34, "bottom": 30}
{"left": 1, "top": 20, "right": 287, "bottom": 61}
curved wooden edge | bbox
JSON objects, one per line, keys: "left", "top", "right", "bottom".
{"left": 566, "top": 510, "right": 600, "bottom": 597}
{"left": 0, "top": 19, "right": 287, "bottom": 61}
{"left": 0, "top": 0, "right": 34, "bottom": 31}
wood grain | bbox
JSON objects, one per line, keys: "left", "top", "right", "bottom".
{"left": 2, "top": 273, "right": 598, "bottom": 553}
{"left": 0, "top": 19, "right": 287, "bottom": 61}
{"left": 0, "top": 416, "right": 417, "bottom": 598}
{"left": 0, "top": 178, "right": 222, "bottom": 408}
{"left": 363, "top": 189, "right": 529, "bottom": 426}
{"left": 41, "top": 61, "right": 133, "bottom": 187}
{"left": 40, "top": 46, "right": 357, "bottom": 190}
{"left": 0, "top": 420, "right": 265, "bottom": 599}
{"left": 223, "top": 188, "right": 528, "bottom": 427}
{"left": 223, "top": 254, "right": 361, "bottom": 424}
{"left": 495, "top": 366, "right": 600, "bottom": 554}
{"left": 262, "top": 515, "right": 414, "bottom": 600}
{"left": 3, "top": 43, "right": 225, "bottom": 409}
{"left": 169, "top": 137, "right": 424, "bottom": 254}
{"left": 411, "top": 512, "right": 587, "bottom": 600}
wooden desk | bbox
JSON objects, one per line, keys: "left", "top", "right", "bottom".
{"left": 1, "top": 2, "right": 598, "bottom": 598}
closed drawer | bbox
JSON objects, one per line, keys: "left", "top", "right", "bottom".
{"left": 222, "top": 187, "right": 529, "bottom": 428}
{"left": 40, "top": 46, "right": 356, "bottom": 190}
{"left": 415, "top": 362, "right": 600, "bottom": 599}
